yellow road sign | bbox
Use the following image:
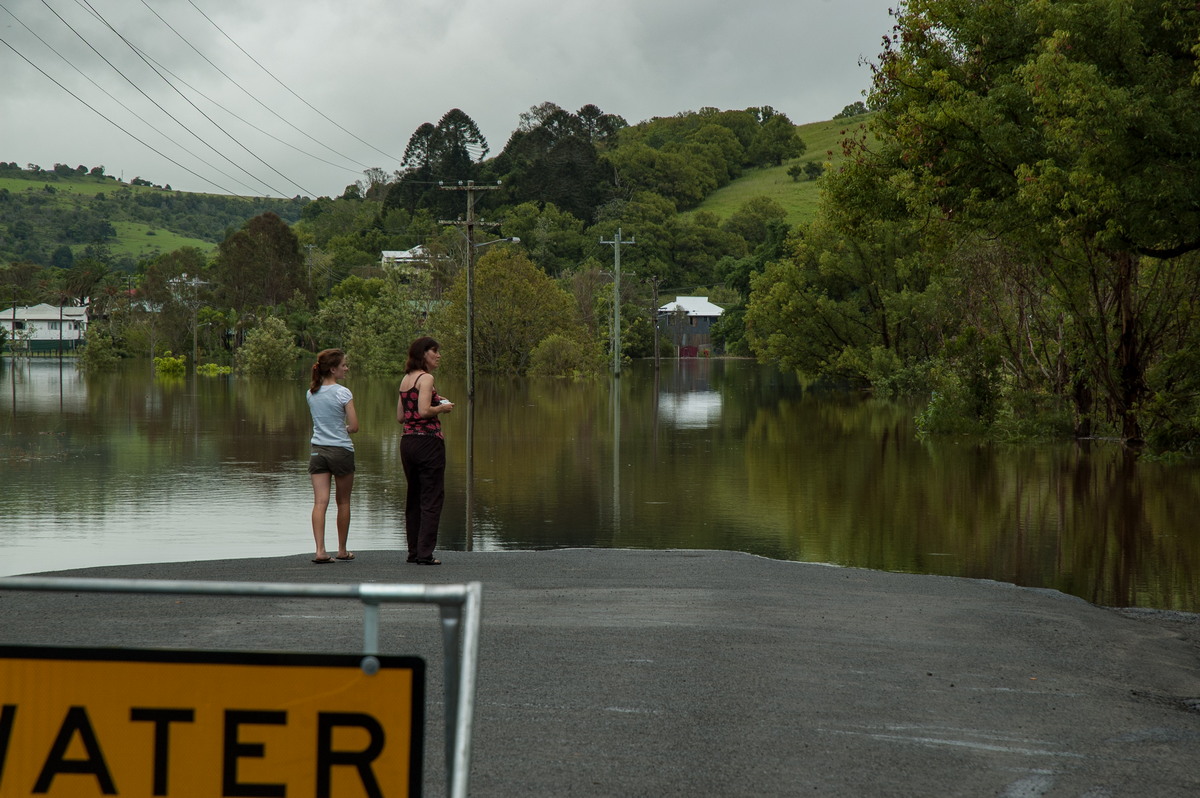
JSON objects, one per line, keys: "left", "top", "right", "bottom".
{"left": 0, "top": 645, "right": 424, "bottom": 797}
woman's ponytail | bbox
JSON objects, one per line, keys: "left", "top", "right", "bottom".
{"left": 310, "top": 349, "right": 345, "bottom": 393}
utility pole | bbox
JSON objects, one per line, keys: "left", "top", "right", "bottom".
{"left": 648, "top": 273, "right": 667, "bottom": 369}
{"left": 439, "top": 180, "right": 500, "bottom": 400}
{"left": 600, "top": 228, "right": 636, "bottom": 377}
{"left": 168, "top": 274, "right": 208, "bottom": 374}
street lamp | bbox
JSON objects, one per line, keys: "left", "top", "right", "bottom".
{"left": 464, "top": 236, "right": 519, "bottom": 400}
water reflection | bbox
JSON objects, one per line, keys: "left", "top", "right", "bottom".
{"left": 612, "top": 377, "right": 621, "bottom": 537}
{"left": 2, "top": 356, "right": 1199, "bottom": 612}
{"left": 465, "top": 394, "right": 475, "bottom": 551}
{"left": 658, "top": 391, "right": 722, "bottom": 429}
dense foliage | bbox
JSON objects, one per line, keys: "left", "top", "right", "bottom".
{"left": 746, "top": 0, "right": 1200, "bottom": 452}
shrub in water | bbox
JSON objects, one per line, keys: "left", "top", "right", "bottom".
{"left": 153, "top": 351, "right": 187, "bottom": 376}
{"left": 235, "top": 316, "right": 300, "bottom": 377}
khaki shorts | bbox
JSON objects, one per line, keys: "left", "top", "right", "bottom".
{"left": 308, "top": 445, "right": 355, "bottom": 477}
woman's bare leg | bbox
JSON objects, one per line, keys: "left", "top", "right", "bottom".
{"left": 311, "top": 472, "right": 332, "bottom": 560}
{"left": 334, "top": 472, "right": 354, "bottom": 559}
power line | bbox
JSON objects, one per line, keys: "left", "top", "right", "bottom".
{"left": 186, "top": 0, "right": 402, "bottom": 165}
{"left": 135, "top": 0, "right": 372, "bottom": 174}
{"left": 129, "top": 44, "right": 363, "bottom": 178}
{"left": 37, "top": 0, "right": 281, "bottom": 196}
{"left": 7, "top": 0, "right": 411, "bottom": 196}
{"left": 0, "top": 1, "right": 263, "bottom": 195}
{"left": 74, "top": 0, "right": 315, "bottom": 197}
{"left": 0, "top": 35, "right": 243, "bottom": 196}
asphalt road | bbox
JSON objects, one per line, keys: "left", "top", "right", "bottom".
{"left": 2, "top": 549, "right": 1199, "bottom": 797}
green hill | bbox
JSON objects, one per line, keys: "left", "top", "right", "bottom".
{"left": 0, "top": 170, "right": 305, "bottom": 268}
{"left": 686, "top": 115, "right": 874, "bottom": 226}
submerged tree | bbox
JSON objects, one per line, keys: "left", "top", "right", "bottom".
{"left": 433, "top": 246, "right": 584, "bottom": 375}
{"left": 235, "top": 315, "right": 300, "bottom": 377}
{"left": 866, "top": 0, "right": 1200, "bottom": 443}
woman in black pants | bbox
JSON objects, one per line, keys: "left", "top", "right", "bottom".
{"left": 397, "top": 337, "right": 454, "bottom": 564}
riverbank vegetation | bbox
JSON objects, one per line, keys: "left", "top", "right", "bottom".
{"left": 3, "top": 0, "right": 1199, "bottom": 454}
{"left": 748, "top": 0, "right": 1200, "bottom": 454}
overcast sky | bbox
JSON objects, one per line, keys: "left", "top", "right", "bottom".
{"left": 0, "top": 0, "right": 895, "bottom": 198}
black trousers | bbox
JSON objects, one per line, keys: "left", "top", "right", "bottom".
{"left": 400, "top": 434, "right": 446, "bottom": 560}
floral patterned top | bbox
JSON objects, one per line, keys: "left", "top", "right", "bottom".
{"left": 400, "top": 373, "right": 443, "bottom": 439}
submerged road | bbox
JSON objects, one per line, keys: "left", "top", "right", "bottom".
{"left": 3, "top": 548, "right": 1199, "bottom": 796}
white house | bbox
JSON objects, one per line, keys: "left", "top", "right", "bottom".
{"left": 657, "top": 296, "right": 724, "bottom": 355}
{"left": 380, "top": 245, "right": 434, "bottom": 270}
{"left": 1, "top": 303, "right": 88, "bottom": 352}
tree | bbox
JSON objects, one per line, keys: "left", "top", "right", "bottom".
{"left": 500, "top": 201, "right": 587, "bottom": 277}
{"left": 391, "top": 109, "right": 491, "bottom": 217}
{"left": 494, "top": 104, "right": 620, "bottom": 223}
{"left": 833, "top": 102, "right": 869, "bottom": 120}
{"left": 434, "top": 108, "right": 490, "bottom": 167}
{"left": 747, "top": 114, "right": 805, "bottom": 167}
{"left": 745, "top": 152, "right": 938, "bottom": 390}
{"left": 124, "top": 248, "right": 207, "bottom": 358}
{"left": 576, "top": 103, "right": 627, "bottom": 143}
{"left": 868, "top": 0, "right": 1200, "bottom": 442}
{"left": 214, "top": 212, "right": 311, "bottom": 314}
{"left": 235, "top": 315, "right": 300, "bottom": 377}
{"left": 142, "top": 248, "right": 207, "bottom": 306}
{"left": 50, "top": 245, "right": 74, "bottom": 269}
{"left": 603, "top": 142, "right": 714, "bottom": 208}
{"left": 62, "top": 257, "right": 109, "bottom": 307}
{"left": 528, "top": 332, "right": 606, "bottom": 377}
{"left": 721, "top": 196, "right": 788, "bottom": 248}
{"left": 675, "top": 124, "right": 746, "bottom": 186}
{"left": 590, "top": 193, "right": 677, "bottom": 281}
{"left": 77, "top": 323, "right": 122, "bottom": 371}
{"left": 433, "top": 247, "right": 583, "bottom": 375}
{"left": 323, "top": 272, "right": 425, "bottom": 376}
{"left": 669, "top": 211, "right": 750, "bottom": 286}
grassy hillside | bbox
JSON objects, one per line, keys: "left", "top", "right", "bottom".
{"left": 0, "top": 175, "right": 148, "bottom": 197}
{"left": 0, "top": 172, "right": 304, "bottom": 267}
{"left": 686, "top": 115, "right": 874, "bottom": 226}
{"left": 0, "top": 177, "right": 216, "bottom": 260}
{"left": 110, "top": 221, "right": 215, "bottom": 259}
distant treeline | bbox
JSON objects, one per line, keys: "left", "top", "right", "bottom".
{"left": 0, "top": 161, "right": 114, "bottom": 180}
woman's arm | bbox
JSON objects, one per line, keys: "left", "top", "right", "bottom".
{"left": 417, "top": 374, "right": 452, "bottom": 418}
{"left": 344, "top": 398, "right": 359, "bottom": 434}
{"left": 417, "top": 374, "right": 436, "bottom": 417}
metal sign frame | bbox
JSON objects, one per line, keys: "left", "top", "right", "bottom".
{"left": 0, "top": 576, "right": 482, "bottom": 798}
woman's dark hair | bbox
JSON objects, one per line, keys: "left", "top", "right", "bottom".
{"left": 404, "top": 337, "right": 440, "bottom": 373}
{"left": 310, "top": 349, "right": 345, "bottom": 394}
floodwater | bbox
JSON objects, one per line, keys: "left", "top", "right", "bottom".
{"left": 2, "top": 356, "right": 1198, "bottom": 611}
